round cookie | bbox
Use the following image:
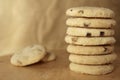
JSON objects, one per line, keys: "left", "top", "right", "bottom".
{"left": 66, "top": 18, "right": 116, "bottom": 29}
{"left": 69, "top": 53, "right": 117, "bottom": 65}
{"left": 67, "top": 45, "right": 114, "bottom": 55}
{"left": 66, "top": 27, "right": 115, "bottom": 37}
{"left": 42, "top": 52, "right": 56, "bottom": 62}
{"left": 11, "top": 45, "right": 46, "bottom": 66}
{"left": 69, "top": 63, "right": 114, "bottom": 75}
{"left": 65, "top": 35, "right": 116, "bottom": 46}
{"left": 66, "top": 7, "right": 115, "bottom": 18}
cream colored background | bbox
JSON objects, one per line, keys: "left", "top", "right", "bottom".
{"left": 0, "top": 0, "right": 120, "bottom": 56}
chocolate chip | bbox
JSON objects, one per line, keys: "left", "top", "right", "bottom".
{"left": 86, "top": 33, "right": 91, "bottom": 37}
{"left": 17, "top": 60, "right": 22, "bottom": 65}
{"left": 72, "top": 37, "right": 78, "bottom": 42}
{"left": 104, "top": 47, "right": 107, "bottom": 52}
{"left": 70, "top": 9, "right": 73, "bottom": 11}
{"left": 38, "top": 49, "right": 42, "bottom": 52}
{"left": 111, "top": 24, "right": 113, "bottom": 28}
{"left": 84, "top": 23, "right": 90, "bottom": 27}
{"left": 78, "top": 10, "right": 84, "bottom": 14}
{"left": 100, "top": 31, "right": 104, "bottom": 36}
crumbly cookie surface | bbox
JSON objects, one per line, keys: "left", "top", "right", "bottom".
{"left": 67, "top": 45, "right": 114, "bottom": 55}
{"left": 11, "top": 45, "right": 46, "bottom": 66}
{"left": 69, "top": 53, "right": 117, "bottom": 65}
{"left": 66, "top": 18, "right": 116, "bottom": 29}
{"left": 65, "top": 35, "right": 116, "bottom": 45}
{"left": 69, "top": 63, "right": 114, "bottom": 75}
{"left": 67, "top": 27, "right": 114, "bottom": 37}
{"left": 66, "top": 7, "right": 115, "bottom": 18}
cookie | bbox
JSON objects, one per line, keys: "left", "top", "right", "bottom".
{"left": 67, "top": 45, "right": 114, "bottom": 55}
{"left": 69, "top": 53, "right": 117, "bottom": 65}
{"left": 69, "top": 63, "right": 114, "bottom": 75}
{"left": 66, "top": 27, "right": 114, "bottom": 37}
{"left": 42, "top": 52, "right": 56, "bottom": 62}
{"left": 65, "top": 35, "right": 116, "bottom": 45}
{"left": 66, "top": 7, "right": 115, "bottom": 18}
{"left": 66, "top": 18, "right": 116, "bottom": 29}
{"left": 11, "top": 45, "right": 46, "bottom": 66}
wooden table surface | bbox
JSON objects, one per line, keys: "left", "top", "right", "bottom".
{"left": 0, "top": 47, "right": 120, "bottom": 80}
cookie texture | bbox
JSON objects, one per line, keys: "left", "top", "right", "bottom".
{"left": 69, "top": 63, "right": 114, "bottom": 75}
{"left": 42, "top": 52, "right": 56, "bottom": 62}
{"left": 69, "top": 53, "right": 117, "bottom": 65}
{"left": 65, "top": 35, "right": 116, "bottom": 45}
{"left": 11, "top": 45, "right": 46, "bottom": 66}
{"left": 66, "top": 7, "right": 116, "bottom": 75}
{"left": 67, "top": 27, "right": 114, "bottom": 37}
{"left": 66, "top": 7, "right": 115, "bottom": 18}
{"left": 67, "top": 45, "right": 114, "bottom": 55}
{"left": 66, "top": 18, "right": 116, "bottom": 29}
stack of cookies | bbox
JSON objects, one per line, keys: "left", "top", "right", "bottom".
{"left": 65, "top": 7, "right": 117, "bottom": 75}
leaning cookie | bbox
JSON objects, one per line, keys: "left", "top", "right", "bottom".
{"left": 67, "top": 45, "right": 114, "bottom": 55}
{"left": 69, "top": 63, "right": 114, "bottom": 75}
{"left": 66, "top": 7, "right": 115, "bottom": 18}
{"left": 66, "top": 18, "right": 116, "bottom": 29}
{"left": 65, "top": 35, "right": 116, "bottom": 46}
{"left": 42, "top": 52, "right": 56, "bottom": 62}
{"left": 69, "top": 53, "right": 117, "bottom": 65}
{"left": 10, "top": 45, "right": 46, "bottom": 66}
{"left": 67, "top": 27, "right": 114, "bottom": 37}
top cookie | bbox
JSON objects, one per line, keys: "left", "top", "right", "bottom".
{"left": 66, "top": 7, "right": 115, "bottom": 18}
